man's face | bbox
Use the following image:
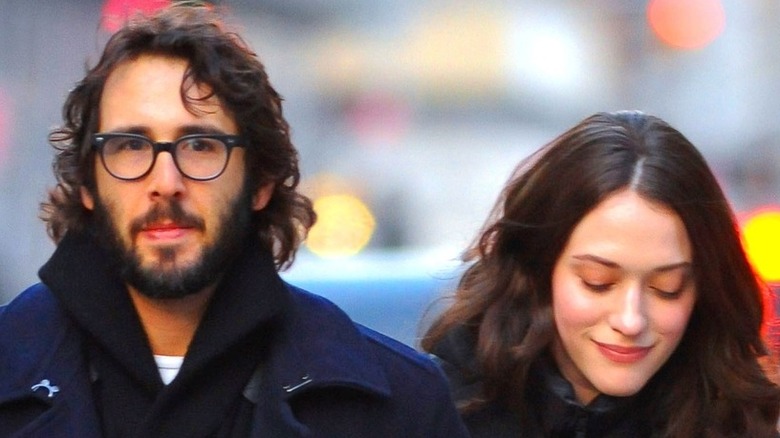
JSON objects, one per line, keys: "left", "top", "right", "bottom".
{"left": 81, "top": 54, "right": 272, "bottom": 298}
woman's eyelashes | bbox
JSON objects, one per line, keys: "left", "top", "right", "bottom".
{"left": 648, "top": 278, "right": 690, "bottom": 299}
{"left": 581, "top": 280, "right": 614, "bottom": 293}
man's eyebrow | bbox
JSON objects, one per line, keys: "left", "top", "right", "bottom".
{"left": 571, "top": 254, "right": 692, "bottom": 272}
{"left": 102, "top": 125, "right": 148, "bottom": 135}
{"left": 178, "top": 125, "right": 232, "bottom": 136}
{"left": 99, "top": 125, "right": 232, "bottom": 137}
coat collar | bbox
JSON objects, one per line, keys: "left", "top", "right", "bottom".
{"left": 267, "top": 285, "right": 391, "bottom": 401}
{"left": 527, "top": 355, "right": 645, "bottom": 435}
{"left": 243, "top": 286, "right": 393, "bottom": 437}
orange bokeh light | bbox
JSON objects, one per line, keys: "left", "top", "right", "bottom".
{"left": 307, "top": 194, "right": 376, "bottom": 258}
{"left": 647, "top": 0, "right": 725, "bottom": 50}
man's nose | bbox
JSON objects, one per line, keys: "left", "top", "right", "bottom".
{"left": 146, "top": 152, "right": 186, "bottom": 199}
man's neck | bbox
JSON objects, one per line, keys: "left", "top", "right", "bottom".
{"left": 128, "top": 285, "right": 217, "bottom": 356}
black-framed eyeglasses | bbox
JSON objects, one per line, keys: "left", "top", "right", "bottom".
{"left": 91, "top": 133, "right": 245, "bottom": 181}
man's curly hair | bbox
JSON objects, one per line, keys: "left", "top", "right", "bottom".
{"left": 41, "top": 5, "right": 315, "bottom": 270}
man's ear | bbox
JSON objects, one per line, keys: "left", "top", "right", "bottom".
{"left": 252, "top": 183, "right": 274, "bottom": 211}
{"left": 80, "top": 186, "right": 95, "bottom": 211}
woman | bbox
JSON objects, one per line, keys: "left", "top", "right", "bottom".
{"left": 422, "top": 111, "right": 780, "bottom": 437}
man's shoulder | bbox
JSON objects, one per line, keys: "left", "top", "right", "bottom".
{"left": 0, "top": 283, "right": 65, "bottom": 331}
{"left": 357, "top": 323, "right": 443, "bottom": 375}
{"left": 285, "top": 284, "right": 439, "bottom": 372}
{"left": 289, "top": 285, "right": 430, "bottom": 354}
{"left": 279, "top": 284, "right": 468, "bottom": 437}
{"left": 0, "top": 283, "right": 76, "bottom": 379}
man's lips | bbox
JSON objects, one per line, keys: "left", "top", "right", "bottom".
{"left": 595, "top": 341, "right": 652, "bottom": 364}
{"left": 139, "top": 223, "right": 196, "bottom": 240}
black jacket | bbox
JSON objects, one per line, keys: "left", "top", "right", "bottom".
{"left": 0, "top": 232, "right": 469, "bottom": 437}
{"left": 432, "top": 326, "right": 652, "bottom": 438}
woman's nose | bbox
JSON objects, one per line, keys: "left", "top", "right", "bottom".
{"left": 608, "top": 284, "right": 648, "bottom": 336}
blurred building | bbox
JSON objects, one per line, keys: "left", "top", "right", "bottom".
{"left": 0, "top": 0, "right": 778, "bottom": 303}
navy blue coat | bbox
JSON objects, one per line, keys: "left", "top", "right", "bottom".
{"left": 0, "top": 283, "right": 469, "bottom": 437}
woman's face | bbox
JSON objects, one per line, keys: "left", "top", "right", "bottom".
{"left": 550, "top": 189, "right": 696, "bottom": 405}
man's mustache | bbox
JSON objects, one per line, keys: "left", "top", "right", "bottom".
{"left": 129, "top": 201, "right": 205, "bottom": 236}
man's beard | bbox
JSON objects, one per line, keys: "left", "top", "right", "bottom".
{"left": 92, "top": 186, "right": 254, "bottom": 299}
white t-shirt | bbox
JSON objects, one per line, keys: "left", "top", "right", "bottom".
{"left": 154, "top": 354, "right": 185, "bottom": 385}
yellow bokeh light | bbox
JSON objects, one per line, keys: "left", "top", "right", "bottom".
{"left": 306, "top": 194, "right": 376, "bottom": 258}
{"left": 742, "top": 209, "right": 780, "bottom": 283}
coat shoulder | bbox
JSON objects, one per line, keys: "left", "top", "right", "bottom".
{"left": 282, "top": 284, "right": 469, "bottom": 437}
{"left": 285, "top": 284, "right": 442, "bottom": 376}
{"left": 358, "top": 324, "right": 444, "bottom": 376}
{"left": 0, "top": 284, "right": 68, "bottom": 358}
{"left": 0, "top": 284, "right": 74, "bottom": 380}
{"left": 1, "top": 283, "right": 61, "bottom": 320}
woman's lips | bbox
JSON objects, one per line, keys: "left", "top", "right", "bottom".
{"left": 595, "top": 341, "right": 652, "bottom": 364}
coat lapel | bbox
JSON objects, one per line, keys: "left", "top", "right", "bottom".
{"left": 0, "top": 284, "right": 102, "bottom": 438}
{"left": 248, "top": 285, "right": 392, "bottom": 436}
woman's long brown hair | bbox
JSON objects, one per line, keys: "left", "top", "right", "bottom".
{"left": 422, "top": 111, "right": 780, "bottom": 436}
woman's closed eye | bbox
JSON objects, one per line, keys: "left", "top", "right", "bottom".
{"left": 581, "top": 279, "right": 615, "bottom": 293}
{"left": 650, "top": 286, "right": 684, "bottom": 299}
{"left": 648, "top": 270, "right": 691, "bottom": 299}
{"left": 649, "top": 281, "right": 689, "bottom": 299}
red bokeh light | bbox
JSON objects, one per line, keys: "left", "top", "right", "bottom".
{"left": 102, "top": 0, "right": 172, "bottom": 32}
{"left": 647, "top": 0, "right": 726, "bottom": 50}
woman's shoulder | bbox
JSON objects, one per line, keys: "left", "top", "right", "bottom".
{"left": 428, "top": 325, "right": 481, "bottom": 402}
{"left": 428, "top": 326, "right": 530, "bottom": 437}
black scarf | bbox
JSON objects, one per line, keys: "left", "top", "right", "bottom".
{"left": 38, "top": 230, "right": 291, "bottom": 437}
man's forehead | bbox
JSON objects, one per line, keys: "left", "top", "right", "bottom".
{"left": 98, "top": 55, "right": 236, "bottom": 135}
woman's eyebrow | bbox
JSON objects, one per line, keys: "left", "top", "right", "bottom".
{"left": 571, "top": 254, "right": 692, "bottom": 273}
{"left": 571, "top": 254, "right": 619, "bottom": 268}
{"left": 652, "top": 262, "right": 692, "bottom": 273}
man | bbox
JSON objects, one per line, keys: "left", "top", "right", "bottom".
{"left": 0, "top": 5, "right": 468, "bottom": 437}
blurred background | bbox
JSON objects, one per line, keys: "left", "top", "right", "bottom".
{"left": 0, "top": 0, "right": 778, "bottom": 344}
